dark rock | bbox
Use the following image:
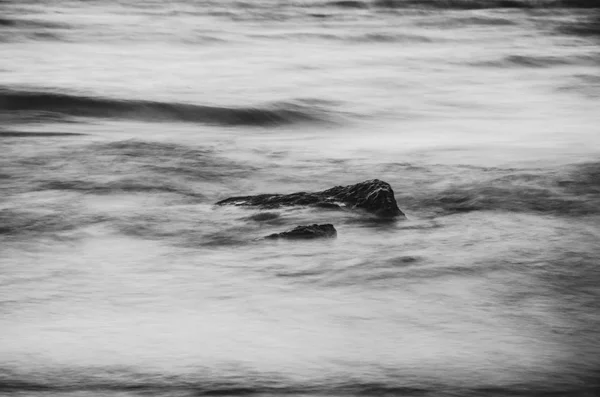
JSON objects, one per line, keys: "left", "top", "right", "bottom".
{"left": 216, "top": 179, "right": 405, "bottom": 218}
{"left": 265, "top": 224, "right": 337, "bottom": 240}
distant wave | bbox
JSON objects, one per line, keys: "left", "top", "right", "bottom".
{"left": 252, "top": 31, "right": 434, "bottom": 43}
{"left": 350, "top": 32, "right": 434, "bottom": 43}
{"left": 417, "top": 15, "right": 518, "bottom": 27}
{"left": 474, "top": 54, "right": 600, "bottom": 68}
{"left": 372, "top": 0, "right": 600, "bottom": 9}
{"left": 0, "top": 17, "right": 68, "bottom": 29}
{"left": 560, "top": 12, "right": 600, "bottom": 37}
{"left": 0, "top": 88, "right": 332, "bottom": 126}
{"left": 327, "top": 0, "right": 370, "bottom": 8}
{"left": 0, "top": 130, "right": 85, "bottom": 137}
{"left": 0, "top": 16, "right": 69, "bottom": 42}
{"left": 323, "top": 0, "right": 600, "bottom": 9}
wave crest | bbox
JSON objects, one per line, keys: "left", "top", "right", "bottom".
{"left": 0, "top": 88, "right": 332, "bottom": 127}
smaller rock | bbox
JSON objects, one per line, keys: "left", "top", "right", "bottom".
{"left": 265, "top": 224, "right": 337, "bottom": 240}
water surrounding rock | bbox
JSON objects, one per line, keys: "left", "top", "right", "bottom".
{"left": 245, "top": 212, "right": 280, "bottom": 222}
{"left": 265, "top": 224, "right": 337, "bottom": 240}
{"left": 217, "top": 179, "right": 405, "bottom": 218}
{"left": 329, "top": 1, "right": 369, "bottom": 9}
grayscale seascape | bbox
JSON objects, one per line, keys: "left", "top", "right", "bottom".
{"left": 1, "top": 1, "right": 600, "bottom": 396}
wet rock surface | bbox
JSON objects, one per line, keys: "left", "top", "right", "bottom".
{"left": 265, "top": 224, "right": 337, "bottom": 240}
{"left": 217, "top": 179, "right": 405, "bottom": 218}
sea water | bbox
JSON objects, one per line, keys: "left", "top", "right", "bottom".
{"left": 1, "top": 1, "right": 600, "bottom": 396}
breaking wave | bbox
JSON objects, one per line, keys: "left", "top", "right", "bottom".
{"left": 0, "top": 88, "right": 332, "bottom": 126}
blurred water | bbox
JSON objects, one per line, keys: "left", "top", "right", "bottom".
{"left": 1, "top": 1, "right": 600, "bottom": 396}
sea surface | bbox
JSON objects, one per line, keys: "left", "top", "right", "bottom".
{"left": 1, "top": 1, "right": 600, "bottom": 396}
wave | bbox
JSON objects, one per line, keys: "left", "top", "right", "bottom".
{"left": 0, "top": 18, "right": 15, "bottom": 27}
{"left": 349, "top": 32, "right": 434, "bottom": 42}
{"left": 0, "top": 16, "right": 69, "bottom": 42}
{"left": 327, "top": 0, "right": 370, "bottom": 8}
{"left": 417, "top": 16, "right": 518, "bottom": 27}
{"left": 294, "top": 0, "right": 600, "bottom": 11}
{"left": 0, "top": 88, "right": 331, "bottom": 127}
{"left": 373, "top": 0, "right": 600, "bottom": 9}
{"left": 559, "top": 73, "right": 600, "bottom": 98}
{"left": 0, "top": 139, "right": 260, "bottom": 238}
{"left": 0, "top": 208, "right": 108, "bottom": 236}
{"left": 395, "top": 162, "right": 600, "bottom": 217}
{"left": 35, "top": 140, "right": 251, "bottom": 193}
{"left": 561, "top": 11, "right": 600, "bottom": 37}
{"left": 0, "top": 130, "right": 85, "bottom": 137}
{"left": 39, "top": 179, "right": 204, "bottom": 197}
{"left": 474, "top": 54, "right": 600, "bottom": 68}
{"left": 253, "top": 31, "right": 434, "bottom": 43}
{"left": 1, "top": 369, "right": 597, "bottom": 397}
{"left": 0, "top": 16, "right": 68, "bottom": 29}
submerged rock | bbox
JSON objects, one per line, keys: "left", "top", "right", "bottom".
{"left": 216, "top": 179, "right": 405, "bottom": 218}
{"left": 265, "top": 224, "right": 337, "bottom": 240}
